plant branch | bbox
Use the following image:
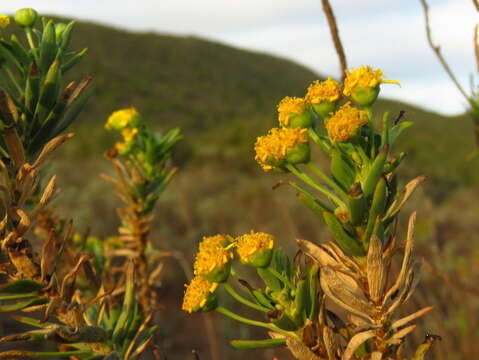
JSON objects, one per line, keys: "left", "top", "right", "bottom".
{"left": 321, "top": 0, "right": 348, "bottom": 80}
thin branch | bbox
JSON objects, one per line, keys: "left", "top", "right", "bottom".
{"left": 474, "top": 24, "right": 479, "bottom": 74}
{"left": 473, "top": 0, "right": 479, "bottom": 12}
{"left": 419, "top": 0, "right": 470, "bottom": 100}
{"left": 321, "top": 0, "right": 348, "bottom": 80}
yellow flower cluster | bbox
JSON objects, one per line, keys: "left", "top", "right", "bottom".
{"left": 182, "top": 276, "right": 218, "bottom": 313}
{"left": 278, "top": 97, "right": 308, "bottom": 126}
{"left": 236, "top": 231, "right": 274, "bottom": 264}
{"left": 325, "top": 103, "right": 368, "bottom": 142}
{"left": 254, "top": 127, "right": 308, "bottom": 171}
{"left": 106, "top": 107, "right": 141, "bottom": 153}
{"left": 193, "top": 234, "right": 233, "bottom": 277}
{"left": 105, "top": 107, "right": 139, "bottom": 131}
{"left": 0, "top": 15, "right": 10, "bottom": 29}
{"left": 121, "top": 127, "right": 138, "bottom": 142}
{"left": 343, "top": 66, "right": 398, "bottom": 96}
{"left": 306, "top": 78, "right": 341, "bottom": 104}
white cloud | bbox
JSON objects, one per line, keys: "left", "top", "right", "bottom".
{"left": 1, "top": 0, "right": 476, "bottom": 114}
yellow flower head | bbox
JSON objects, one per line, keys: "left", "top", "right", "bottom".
{"left": 194, "top": 234, "right": 233, "bottom": 281}
{"left": 278, "top": 97, "right": 308, "bottom": 127}
{"left": 182, "top": 276, "right": 218, "bottom": 313}
{"left": 326, "top": 103, "right": 368, "bottom": 143}
{"left": 306, "top": 78, "right": 341, "bottom": 104}
{"left": 105, "top": 107, "right": 139, "bottom": 131}
{"left": 343, "top": 66, "right": 399, "bottom": 96}
{"left": 0, "top": 15, "right": 10, "bottom": 29}
{"left": 115, "top": 142, "right": 127, "bottom": 153}
{"left": 121, "top": 127, "right": 138, "bottom": 142}
{"left": 236, "top": 231, "right": 275, "bottom": 267}
{"left": 254, "top": 127, "right": 308, "bottom": 171}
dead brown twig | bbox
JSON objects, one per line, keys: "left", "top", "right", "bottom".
{"left": 321, "top": 0, "right": 348, "bottom": 80}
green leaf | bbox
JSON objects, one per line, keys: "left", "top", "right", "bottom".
{"left": 0, "top": 297, "right": 47, "bottom": 312}
{"left": 0, "top": 279, "right": 43, "bottom": 294}
{"left": 230, "top": 338, "right": 286, "bottom": 349}
{"left": 388, "top": 121, "right": 413, "bottom": 145}
{"left": 322, "top": 211, "right": 365, "bottom": 257}
{"left": 39, "top": 20, "right": 57, "bottom": 73}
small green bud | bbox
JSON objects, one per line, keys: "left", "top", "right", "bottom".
{"left": 55, "top": 23, "right": 67, "bottom": 38}
{"left": 14, "top": 8, "right": 38, "bottom": 28}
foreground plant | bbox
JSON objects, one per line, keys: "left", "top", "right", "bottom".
{"left": 0, "top": 9, "right": 158, "bottom": 359}
{"left": 183, "top": 66, "right": 437, "bottom": 359}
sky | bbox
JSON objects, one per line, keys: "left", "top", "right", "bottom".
{"left": 2, "top": 0, "right": 477, "bottom": 115}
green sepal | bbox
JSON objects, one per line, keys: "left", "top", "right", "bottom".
{"left": 241, "top": 248, "right": 273, "bottom": 268}
{"left": 351, "top": 86, "right": 380, "bottom": 107}
{"left": 202, "top": 262, "right": 231, "bottom": 283}
{"left": 286, "top": 142, "right": 310, "bottom": 165}
{"left": 362, "top": 178, "right": 387, "bottom": 249}
{"left": 271, "top": 311, "right": 300, "bottom": 331}
{"left": 257, "top": 268, "right": 282, "bottom": 292}
{"left": 0, "top": 279, "right": 43, "bottom": 294}
{"left": 362, "top": 146, "right": 388, "bottom": 198}
{"left": 287, "top": 110, "right": 313, "bottom": 129}
{"left": 230, "top": 338, "right": 286, "bottom": 350}
{"left": 322, "top": 211, "right": 365, "bottom": 257}
{"left": 312, "top": 101, "right": 337, "bottom": 119}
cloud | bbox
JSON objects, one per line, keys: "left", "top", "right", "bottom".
{"left": 1, "top": 0, "right": 475, "bottom": 114}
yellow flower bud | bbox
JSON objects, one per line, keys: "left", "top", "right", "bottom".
{"left": 343, "top": 66, "right": 399, "bottom": 107}
{"left": 254, "top": 127, "right": 310, "bottom": 171}
{"left": 236, "top": 231, "right": 275, "bottom": 268}
{"left": 277, "top": 97, "right": 312, "bottom": 128}
{"left": 0, "top": 15, "right": 10, "bottom": 29}
{"left": 105, "top": 107, "right": 140, "bottom": 131}
{"left": 121, "top": 127, "right": 138, "bottom": 142}
{"left": 193, "top": 234, "right": 233, "bottom": 283}
{"left": 182, "top": 276, "right": 219, "bottom": 313}
{"left": 306, "top": 78, "right": 341, "bottom": 118}
{"left": 326, "top": 103, "right": 368, "bottom": 143}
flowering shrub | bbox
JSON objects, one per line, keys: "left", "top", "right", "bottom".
{"left": 183, "top": 66, "right": 437, "bottom": 359}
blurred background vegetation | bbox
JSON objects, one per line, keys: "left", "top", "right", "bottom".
{"left": 3, "top": 18, "right": 479, "bottom": 360}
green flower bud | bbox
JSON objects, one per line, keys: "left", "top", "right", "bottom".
{"left": 14, "top": 8, "right": 38, "bottom": 28}
{"left": 55, "top": 23, "right": 67, "bottom": 38}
